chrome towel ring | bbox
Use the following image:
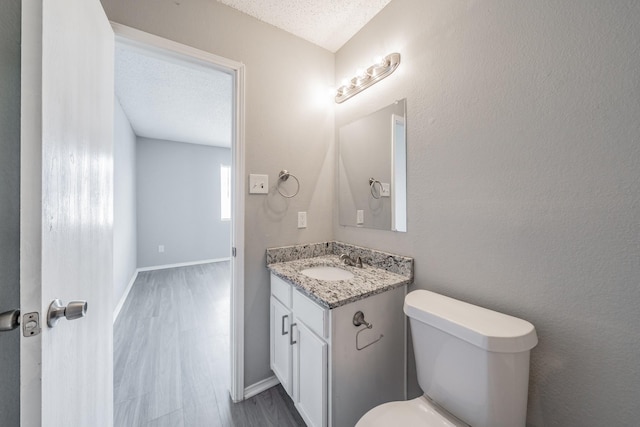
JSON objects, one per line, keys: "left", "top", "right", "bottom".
{"left": 369, "top": 177, "right": 383, "bottom": 199}
{"left": 278, "top": 170, "right": 300, "bottom": 198}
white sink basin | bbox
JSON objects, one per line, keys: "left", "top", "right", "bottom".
{"left": 300, "top": 266, "right": 354, "bottom": 281}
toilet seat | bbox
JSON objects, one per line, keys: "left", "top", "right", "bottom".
{"left": 356, "top": 396, "right": 469, "bottom": 427}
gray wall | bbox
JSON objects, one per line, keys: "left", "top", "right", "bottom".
{"left": 136, "top": 137, "right": 232, "bottom": 267}
{"left": 335, "top": 1, "right": 640, "bottom": 426}
{"left": 101, "top": 0, "right": 334, "bottom": 386}
{"left": 0, "top": 1, "right": 21, "bottom": 425}
{"left": 113, "top": 98, "right": 137, "bottom": 309}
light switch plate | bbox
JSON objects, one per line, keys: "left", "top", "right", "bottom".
{"left": 381, "top": 183, "right": 391, "bottom": 197}
{"left": 249, "top": 174, "right": 269, "bottom": 194}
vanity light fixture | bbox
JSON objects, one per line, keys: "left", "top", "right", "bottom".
{"left": 335, "top": 53, "right": 401, "bottom": 104}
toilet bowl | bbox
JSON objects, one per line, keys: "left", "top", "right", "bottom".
{"left": 357, "top": 290, "right": 538, "bottom": 427}
{"left": 356, "top": 395, "right": 468, "bottom": 427}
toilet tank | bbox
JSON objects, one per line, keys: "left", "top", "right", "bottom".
{"left": 404, "top": 290, "right": 538, "bottom": 427}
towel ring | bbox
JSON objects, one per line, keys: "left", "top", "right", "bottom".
{"left": 369, "top": 177, "right": 383, "bottom": 199}
{"left": 278, "top": 170, "right": 300, "bottom": 198}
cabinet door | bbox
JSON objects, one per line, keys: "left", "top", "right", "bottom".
{"left": 293, "top": 320, "right": 328, "bottom": 427}
{"left": 270, "top": 296, "right": 292, "bottom": 395}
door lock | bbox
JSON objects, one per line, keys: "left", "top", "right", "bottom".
{"left": 22, "top": 312, "right": 41, "bottom": 337}
{"left": 1, "top": 309, "right": 43, "bottom": 337}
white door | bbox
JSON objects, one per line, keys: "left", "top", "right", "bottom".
{"left": 293, "top": 321, "right": 328, "bottom": 427}
{"left": 20, "top": 1, "right": 114, "bottom": 426}
{"left": 270, "top": 296, "right": 292, "bottom": 395}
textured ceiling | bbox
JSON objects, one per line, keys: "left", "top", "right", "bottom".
{"left": 114, "top": 1, "right": 391, "bottom": 145}
{"left": 115, "top": 43, "right": 233, "bottom": 147}
{"left": 216, "top": 0, "right": 393, "bottom": 52}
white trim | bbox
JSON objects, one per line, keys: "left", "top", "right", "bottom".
{"left": 230, "top": 56, "right": 246, "bottom": 404}
{"left": 136, "top": 258, "right": 231, "bottom": 272}
{"left": 111, "top": 23, "right": 242, "bottom": 71}
{"left": 20, "top": 2, "right": 44, "bottom": 425}
{"left": 244, "top": 376, "right": 280, "bottom": 400}
{"left": 111, "top": 23, "right": 246, "bottom": 403}
{"left": 112, "top": 270, "right": 138, "bottom": 323}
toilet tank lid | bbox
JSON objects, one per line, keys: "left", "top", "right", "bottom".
{"left": 404, "top": 290, "right": 538, "bottom": 353}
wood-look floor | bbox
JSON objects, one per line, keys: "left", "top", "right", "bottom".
{"left": 114, "top": 262, "right": 305, "bottom": 426}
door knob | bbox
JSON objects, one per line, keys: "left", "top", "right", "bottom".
{"left": 0, "top": 309, "right": 20, "bottom": 332}
{"left": 47, "top": 299, "right": 88, "bottom": 327}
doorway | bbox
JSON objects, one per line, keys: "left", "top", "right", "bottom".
{"left": 111, "top": 23, "right": 245, "bottom": 416}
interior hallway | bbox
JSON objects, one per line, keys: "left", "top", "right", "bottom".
{"left": 113, "top": 262, "right": 304, "bottom": 426}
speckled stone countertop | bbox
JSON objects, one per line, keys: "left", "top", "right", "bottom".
{"left": 267, "top": 253, "right": 412, "bottom": 309}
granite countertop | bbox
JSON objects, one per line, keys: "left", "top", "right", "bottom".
{"left": 267, "top": 255, "right": 411, "bottom": 309}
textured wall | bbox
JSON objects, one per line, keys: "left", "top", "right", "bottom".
{"left": 136, "top": 138, "right": 231, "bottom": 267}
{"left": 113, "top": 98, "right": 138, "bottom": 310}
{"left": 335, "top": 1, "right": 640, "bottom": 426}
{"left": 0, "top": 0, "right": 21, "bottom": 425}
{"left": 101, "top": 0, "right": 334, "bottom": 386}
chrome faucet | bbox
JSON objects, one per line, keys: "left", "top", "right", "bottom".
{"left": 340, "top": 253, "right": 363, "bottom": 268}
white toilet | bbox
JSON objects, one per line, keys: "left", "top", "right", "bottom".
{"left": 357, "top": 289, "right": 538, "bottom": 427}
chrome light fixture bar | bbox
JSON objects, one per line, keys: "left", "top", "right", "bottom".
{"left": 335, "top": 52, "right": 401, "bottom": 104}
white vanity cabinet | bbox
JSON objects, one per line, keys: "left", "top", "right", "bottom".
{"left": 270, "top": 273, "right": 406, "bottom": 427}
{"left": 270, "top": 274, "right": 328, "bottom": 427}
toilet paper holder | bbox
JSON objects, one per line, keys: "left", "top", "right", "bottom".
{"left": 353, "top": 311, "right": 383, "bottom": 351}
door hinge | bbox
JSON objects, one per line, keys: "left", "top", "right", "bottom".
{"left": 232, "top": 247, "right": 237, "bottom": 257}
{"left": 22, "top": 312, "right": 41, "bottom": 337}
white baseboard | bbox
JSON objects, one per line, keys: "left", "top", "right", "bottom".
{"left": 113, "top": 258, "right": 231, "bottom": 322}
{"left": 137, "top": 257, "right": 231, "bottom": 272}
{"left": 113, "top": 270, "right": 138, "bottom": 323}
{"left": 244, "top": 375, "right": 280, "bottom": 399}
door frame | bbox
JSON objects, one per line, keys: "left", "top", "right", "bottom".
{"left": 111, "top": 23, "right": 246, "bottom": 402}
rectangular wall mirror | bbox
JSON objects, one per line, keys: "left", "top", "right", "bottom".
{"left": 338, "top": 99, "right": 407, "bottom": 232}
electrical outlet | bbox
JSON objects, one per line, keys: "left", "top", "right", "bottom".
{"left": 356, "top": 210, "right": 364, "bottom": 225}
{"left": 158, "top": 245, "right": 165, "bottom": 253}
{"left": 249, "top": 174, "right": 269, "bottom": 194}
{"left": 298, "top": 211, "right": 307, "bottom": 228}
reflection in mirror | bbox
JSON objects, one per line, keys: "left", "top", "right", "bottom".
{"left": 338, "top": 99, "right": 407, "bottom": 231}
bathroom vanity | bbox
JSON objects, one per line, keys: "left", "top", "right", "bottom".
{"left": 267, "top": 242, "right": 413, "bottom": 427}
